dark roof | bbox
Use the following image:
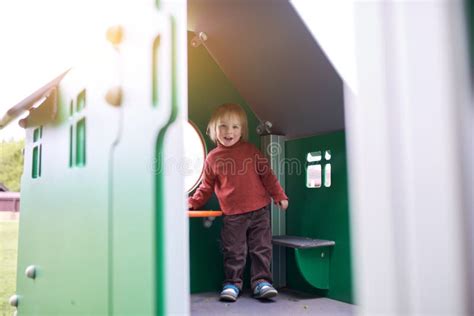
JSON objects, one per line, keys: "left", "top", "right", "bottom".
{"left": 0, "top": 70, "right": 69, "bottom": 129}
{"left": 188, "top": 0, "right": 345, "bottom": 139}
{"left": 0, "top": 183, "right": 9, "bottom": 192}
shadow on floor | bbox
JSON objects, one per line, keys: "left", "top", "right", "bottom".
{"left": 191, "top": 288, "right": 355, "bottom": 316}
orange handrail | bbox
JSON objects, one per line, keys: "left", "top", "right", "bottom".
{"left": 187, "top": 210, "right": 223, "bottom": 218}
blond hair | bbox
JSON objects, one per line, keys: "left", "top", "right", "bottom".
{"left": 207, "top": 103, "right": 249, "bottom": 144}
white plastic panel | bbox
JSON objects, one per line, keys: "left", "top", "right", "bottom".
{"left": 346, "top": 1, "right": 472, "bottom": 315}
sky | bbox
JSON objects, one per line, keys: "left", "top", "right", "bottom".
{"left": 0, "top": 0, "right": 114, "bottom": 141}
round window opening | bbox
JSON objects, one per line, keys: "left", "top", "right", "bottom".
{"left": 184, "top": 121, "right": 206, "bottom": 193}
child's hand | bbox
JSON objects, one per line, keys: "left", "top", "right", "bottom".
{"left": 277, "top": 200, "right": 288, "bottom": 211}
{"left": 188, "top": 202, "right": 194, "bottom": 210}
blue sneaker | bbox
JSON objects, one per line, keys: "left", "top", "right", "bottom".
{"left": 220, "top": 284, "right": 239, "bottom": 302}
{"left": 253, "top": 281, "right": 278, "bottom": 299}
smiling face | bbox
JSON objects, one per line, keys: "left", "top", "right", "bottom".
{"left": 216, "top": 115, "right": 242, "bottom": 147}
{"left": 207, "top": 103, "right": 249, "bottom": 145}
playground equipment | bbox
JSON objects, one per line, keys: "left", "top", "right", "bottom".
{"left": 2, "top": 0, "right": 473, "bottom": 315}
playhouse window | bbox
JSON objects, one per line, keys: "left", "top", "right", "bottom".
{"left": 306, "top": 150, "right": 332, "bottom": 188}
{"left": 307, "top": 151, "right": 322, "bottom": 162}
{"left": 325, "top": 150, "right": 331, "bottom": 160}
{"left": 68, "top": 91, "right": 87, "bottom": 168}
{"left": 184, "top": 121, "right": 206, "bottom": 192}
{"left": 77, "top": 90, "right": 86, "bottom": 112}
{"left": 324, "top": 164, "right": 331, "bottom": 187}
{"left": 306, "top": 164, "right": 322, "bottom": 188}
{"left": 32, "top": 126, "right": 43, "bottom": 179}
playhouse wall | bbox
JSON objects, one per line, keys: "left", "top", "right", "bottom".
{"left": 108, "top": 4, "right": 189, "bottom": 315}
{"left": 16, "top": 74, "right": 120, "bottom": 315}
{"left": 15, "top": 2, "right": 189, "bottom": 315}
{"left": 285, "top": 131, "right": 353, "bottom": 303}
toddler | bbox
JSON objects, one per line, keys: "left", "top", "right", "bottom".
{"left": 188, "top": 103, "right": 289, "bottom": 301}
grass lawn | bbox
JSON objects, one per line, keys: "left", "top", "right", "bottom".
{"left": 0, "top": 220, "right": 18, "bottom": 316}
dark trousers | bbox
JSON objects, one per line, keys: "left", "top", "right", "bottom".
{"left": 221, "top": 205, "right": 273, "bottom": 290}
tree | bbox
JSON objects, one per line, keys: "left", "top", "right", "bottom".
{"left": 0, "top": 139, "right": 25, "bottom": 192}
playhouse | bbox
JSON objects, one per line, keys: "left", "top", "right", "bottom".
{"left": 2, "top": 0, "right": 473, "bottom": 315}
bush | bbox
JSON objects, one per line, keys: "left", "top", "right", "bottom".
{"left": 0, "top": 139, "right": 24, "bottom": 192}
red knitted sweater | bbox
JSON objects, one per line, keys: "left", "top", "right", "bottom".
{"left": 188, "top": 140, "right": 288, "bottom": 215}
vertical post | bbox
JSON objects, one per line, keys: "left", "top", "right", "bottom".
{"left": 261, "top": 134, "right": 286, "bottom": 288}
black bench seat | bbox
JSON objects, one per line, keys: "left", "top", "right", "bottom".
{"left": 272, "top": 235, "right": 335, "bottom": 249}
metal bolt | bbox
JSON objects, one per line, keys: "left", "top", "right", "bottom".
{"left": 106, "top": 25, "right": 124, "bottom": 46}
{"left": 25, "top": 265, "right": 36, "bottom": 279}
{"left": 191, "top": 37, "right": 201, "bottom": 48}
{"left": 203, "top": 219, "right": 212, "bottom": 228}
{"left": 198, "top": 31, "right": 208, "bottom": 42}
{"left": 105, "top": 86, "right": 122, "bottom": 106}
{"left": 9, "top": 295, "right": 19, "bottom": 307}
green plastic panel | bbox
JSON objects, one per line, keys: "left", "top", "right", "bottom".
{"left": 153, "top": 16, "right": 178, "bottom": 315}
{"left": 286, "top": 131, "right": 353, "bottom": 303}
{"left": 110, "top": 12, "right": 184, "bottom": 315}
{"left": 188, "top": 31, "right": 261, "bottom": 293}
{"left": 294, "top": 247, "right": 333, "bottom": 290}
{"left": 16, "top": 81, "right": 120, "bottom": 315}
{"left": 16, "top": 5, "right": 188, "bottom": 315}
